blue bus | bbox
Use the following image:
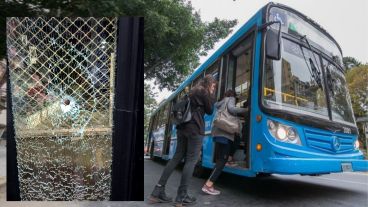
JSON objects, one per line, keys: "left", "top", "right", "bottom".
{"left": 146, "top": 2, "right": 368, "bottom": 177}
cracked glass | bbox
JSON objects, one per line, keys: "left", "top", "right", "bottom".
{"left": 6, "top": 17, "right": 117, "bottom": 200}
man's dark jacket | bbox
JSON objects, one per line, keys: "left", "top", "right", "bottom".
{"left": 177, "top": 87, "right": 215, "bottom": 136}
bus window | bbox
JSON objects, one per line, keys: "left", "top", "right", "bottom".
{"left": 162, "top": 103, "right": 172, "bottom": 155}
{"left": 161, "top": 104, "right": 169, "bottom": 127}
{"left": 148, "top": 114, "right": 154, "bottom": 133}
{"left": 150, "top": 114, "right": 156, "bottom": 130}
{"left": 159, "top": 108, "right": 166, "bottom": 128}
{"left": 205, "top": 61, "right": 220, "bottom": 98}
{"left": 178, "top": 90, "right": 185, "bottom": 100}
{"left": 218, "top": 57, "right": 227, "bottom": 100}
{"left": 226, "top": 55, "right": 235, "bottom": 92}
{"left": 154, "top": 110, "right": 161, "bottom": 129}
{"left": 178, "top": 86, "right": 191, "bottom": 100}
{"left": 205, "top": 61, "right": 220, "bottom": 80}
{"left": 191, "top": 72, "right": 204, "bottom": 88}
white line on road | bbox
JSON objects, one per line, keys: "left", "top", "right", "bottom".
{"left": 314, "top": 176, "right": 368, "bottom": 186}
{"left": 343, "top": 172, "right": 368, "bottom": 176}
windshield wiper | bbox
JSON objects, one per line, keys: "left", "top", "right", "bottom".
{"left": 300, "top": 35, "right": 323, "bottom": 88}
{"left": 299, "top": 43, "right": 322, "bottom": 88}
{"left": 325, "top": 63, "right": 335, "bottom": 95}
{"left": 309, "top": 58, "right": 322, "bottom": 87}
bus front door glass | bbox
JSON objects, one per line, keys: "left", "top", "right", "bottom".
{"left": 234, "top": 49, "right": 252, "bottom": 106}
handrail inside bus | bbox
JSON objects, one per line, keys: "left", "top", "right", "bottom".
{"left": 263, "top": 87, "right": 308, "bottom": 106}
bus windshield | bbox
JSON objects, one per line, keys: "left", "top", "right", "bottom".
{"left": 263, "top": 6, "right": 355, "bottom": 125}
{"left": 268, "top": 7, "right": 343, "bottom": 66}
{"left": 263, "top": 38, "right": 329, "bottom": 120}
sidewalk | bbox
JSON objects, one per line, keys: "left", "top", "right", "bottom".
{"left": 0, "top": 177, "right": 5, "bottom": 201}
{"left": 0, "top": 140, "right": 6, "bottom": 201}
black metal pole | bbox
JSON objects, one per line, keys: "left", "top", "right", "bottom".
{"left": 6, "top": 57, "right": 21, "bottom": 201}
{"left": 110, "top": 17, "right": 144, "bottom": 201}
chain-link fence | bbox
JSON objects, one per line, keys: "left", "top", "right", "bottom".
{"left": 7, "top": 17, "right": 117, "bottom": 200}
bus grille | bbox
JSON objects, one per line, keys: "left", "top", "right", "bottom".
{"left": 304, "top": 129, "right": 355, "bottom": 154}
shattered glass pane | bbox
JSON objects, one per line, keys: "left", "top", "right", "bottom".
{"left": 6, "top": 17, "right": 117, "bottom": 200}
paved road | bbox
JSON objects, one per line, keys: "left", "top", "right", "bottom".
{"left": 144, "top": 158, "right": 368, "bottom": 207}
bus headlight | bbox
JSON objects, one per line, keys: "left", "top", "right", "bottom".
{"left": 267, "top": 119, "right": 301, "bottom": 145}
{"left": 276, "top": 126, "right": 287, "bottom": 141}
{"left": 354, "top": 140, "right": 360, "bottom": 150}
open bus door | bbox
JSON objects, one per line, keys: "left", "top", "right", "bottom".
{"left": 214, "top": 33, "right": 254, "bottom": 169}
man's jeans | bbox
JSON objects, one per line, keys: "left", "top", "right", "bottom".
{"left": 157, "top": 130, "right": 202, "bottom": 194}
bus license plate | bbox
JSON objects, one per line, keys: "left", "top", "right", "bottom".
{"left": 341, "top": 163, "right": 352, "bottom": 172}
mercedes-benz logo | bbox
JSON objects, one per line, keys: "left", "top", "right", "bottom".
{"left": 332, "top": 136, "right": 341, "bottom": 151}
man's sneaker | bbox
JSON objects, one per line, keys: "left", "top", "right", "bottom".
{"left": 201, "top": 184, "right": 220, "bottom": 195}
{"left": 174, "top": 194, "right": 196, "bottom": 206}
{"left": 148, "top": 185, "right": 172, "bottom": 204}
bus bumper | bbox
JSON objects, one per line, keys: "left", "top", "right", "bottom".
{"left": 266, "top": 157, "right": 368, "bottom": 174}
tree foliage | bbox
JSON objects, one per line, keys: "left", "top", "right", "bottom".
{"left": 1, "top": 0, "right": 237, "bottom": 90}
{"left": 345, "top": 64, "right": 368, "bottom": 117}
{"left": 345, "top": 64, "right": 368, "bottom": 152}
{"left": 343, "top": 56, "right": 361, "bottom": 70}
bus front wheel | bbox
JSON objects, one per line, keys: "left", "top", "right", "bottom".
{"left": 256, "top": 173, "right": 272, "bottom": 178}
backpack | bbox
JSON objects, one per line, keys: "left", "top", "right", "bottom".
{"left": 171, "top": 94, "right": 192, "bottom": 126}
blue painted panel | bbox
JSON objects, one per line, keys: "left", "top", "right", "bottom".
{"left": 202, "top": 135, "right": 214, "bottom": 167}
{"left": 265, "top": 157, "right": 368, "bottom": 174}
{"left": 204, "top": 110, "right": 216, "bottom": 135}
{"left": 168, "top": 138, "right": 177, "bottom": 160}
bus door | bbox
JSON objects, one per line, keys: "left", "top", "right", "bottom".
{"left": 224, "top": 34, "right": 254, "bottom": 168}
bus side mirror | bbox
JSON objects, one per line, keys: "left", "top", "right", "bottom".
{"left": 266, "top": 28, "right": 281, "bottom": 60}
{"left": 260, "top": 21, "right": 282, "bottom": 60}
